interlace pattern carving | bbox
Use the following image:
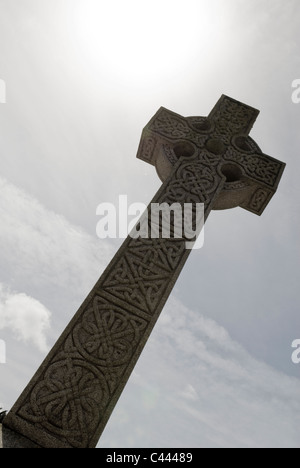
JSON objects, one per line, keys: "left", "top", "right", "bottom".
{"left": 17, "top": 296, "right": 148, "bottom": 448}
{"left": 211, "top": 96, "right": 258, "bottom": 141}
{"left": 139, "top": 135, "right": 157, "bottom": 162}
{"left": 224, "top": 147, "right": 283, "bottom": 188}
{"left": 249, "top": 188, "right": 271, "bottom": 212}
{"left": 151, "top": 109, "right": 207, "bottom": 147}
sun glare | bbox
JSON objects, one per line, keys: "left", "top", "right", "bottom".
{"left": 68, "top": 0, "right": 222, "bottom": 85}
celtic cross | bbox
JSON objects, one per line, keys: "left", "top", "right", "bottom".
{"left": 3, "top": 95, "right": 285, "bottom": 448}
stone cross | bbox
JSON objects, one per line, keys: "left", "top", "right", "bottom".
{"left": 2, "top": 95, "right": 285, "bottom": 448}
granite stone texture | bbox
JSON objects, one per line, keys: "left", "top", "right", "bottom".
{"left": 0, "top": 424, "right": 40, "bottom": 448}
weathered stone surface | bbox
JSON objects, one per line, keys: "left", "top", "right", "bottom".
{"left": 3, "top": 96, "right": 286, "bottom": 448}
{"left": 0, "top": 424, "right": 40, "bottom": 448}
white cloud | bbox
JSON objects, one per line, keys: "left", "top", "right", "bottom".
{"left": 0, "top": 285, "right": 51, "bottom": 352}
{"left": 0, "top": 176, "right": 113, "bottom": 303}
{"left": 0, "top": 173, "right": 114, "bottom": 368}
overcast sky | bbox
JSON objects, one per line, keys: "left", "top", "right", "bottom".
{"left": 0, "top": 0, "right": 299, "bottom": 448}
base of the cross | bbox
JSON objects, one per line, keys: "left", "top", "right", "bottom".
{"left": 0, "top": 423, "right": 40, "bottom": 448}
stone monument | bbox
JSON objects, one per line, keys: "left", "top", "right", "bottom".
{"left": 2, "top": 95, "right": 285, "bottom": 448}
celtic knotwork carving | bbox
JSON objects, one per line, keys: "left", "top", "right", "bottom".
{"left": 151, "top": 110, "right": 206, "bottom": 148}
{"left": 223, "top": 146, "right": 245, "bottom": 165}
{"left": 162, "top": 144, "right": 178, "bottom": 165}
{"left": 186, "top": 117, "right": 214, "bottom": 133}
{"left": 103, "top": 254, "right": 171, "bottom": 315}
{"left": 222, "top": 179, "right": 251, "bottom": 191}
{"left": 249, "top": 188, "right": 271, "bottom": 212}
{"left": 162, "top": 180, "right": 204, "bottom": 205}
{"left": 100, "top": 158, "right": 218, "bottom": 317}
{"left": 16, "top": 296, "right": 149, "bottom": 448}
{"left": 73, "top": 297, "right": 148, "bottom": 368}
{"left": 224, "top": 148, "right": 283, "bottom": 187}
{"left": 242, "top": 155, "right": 283, "bottom": 187}
{"left": 139, "top": 100, "right": 284, "bottom": 216}
{"left": 161, "top": 158, "right": 221, "bottom": 207}
{"left": 212, "top": 97, "right": 258, "bottom": 141}
{"left": 198, "top": 150, "right": 221, "bottom": 167}
{"left": 18, "top": 358, "right": 110, "bottom": 448}
{"left": 151, "top": 110, "right": 191, "bottom": 139}
{"left": 140, "top": 136, "right": 157, "bottom": 162}
{"left": 127, "top": 237, "right": 186, "bottom": 272}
